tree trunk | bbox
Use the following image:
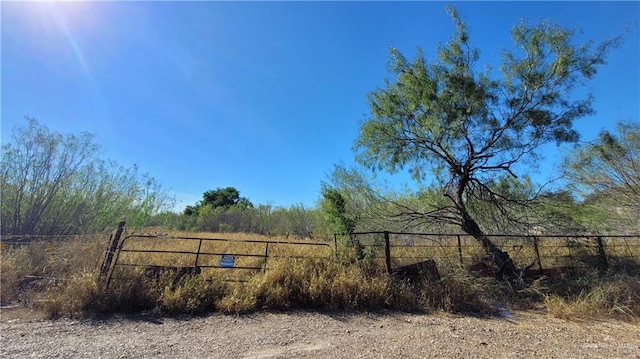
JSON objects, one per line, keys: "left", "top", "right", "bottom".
{"left": 460, "top": 214, "right": 519, "bottom": 279}
{"left": 447, "top": 176, "right": 520, "bottom": 284}
{"left": 451, "top": 175, "right": 520, "bottom": 280}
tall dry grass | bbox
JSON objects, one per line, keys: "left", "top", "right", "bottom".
{"left": 543, "top": 275, "right": 640, "bottom": 323}
{"left": 1, "top": 235, "right": 107, "bottom": 306}
{"left": 2, "top": 229, "right": 638, "bottom": 322}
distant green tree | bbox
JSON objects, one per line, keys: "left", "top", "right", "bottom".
{"left": 203, "top": 187, "right": 253, "bottom": 209}
{"left": 354, "top": 7, "right": 621, "bottom": 277}
{"left": 184, "top": 187, "right": 253, "bottom": 216}
{"left": 183, "top": 205, "right": 198, "bottom": 216}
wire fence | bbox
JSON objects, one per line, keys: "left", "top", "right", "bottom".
{"left": 2, "top": 227, "right": 639, "bottom": 288}
{"left": 340, "top": 232, "right": 640, "bottom": 274}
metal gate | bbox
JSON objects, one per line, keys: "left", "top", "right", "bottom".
{"left": 100, "top": 223, "right": 333, "bottom": 288}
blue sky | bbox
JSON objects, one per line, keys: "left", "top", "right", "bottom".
{"left": 2, "top": 1, "right": 638, "bottom": 212}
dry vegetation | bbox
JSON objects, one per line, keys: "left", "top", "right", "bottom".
{"left": 1, "top": 229, "right": 639, "bottom": 324}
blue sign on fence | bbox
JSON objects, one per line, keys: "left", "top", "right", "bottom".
{"left": 219, "top": 255, "right": 236, "bottom": 268}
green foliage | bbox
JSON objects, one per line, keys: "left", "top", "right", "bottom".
{"left": 0, "top": 118, "right": 172, "bottom": 235}
{"left": 203, "top": 187, "right": 253, "bottom": 209}
{"left": 276, "top": 203, "right": 319, "bottom": 237}
{"left": 182, "top": 187, "right": 291, "bottom": 234}
{"left": 530, "top": 190, "right": 587, "bottom": 234}
{"left": 352, "top": 6, "right": 621, "bottom": 269}
{"left": 177, "top": 200, "right": 321, "bottom": 237}
{"left": 320, "top": 187, "right": 356, "bottom": 235}
{"left": 356, "top": 6, "right": 619, "bottom": 206}
{"left": 321, "top": 164, "right": 404, "bottom": 233}
{"left": 466, "top": 176, "right": 542, "bottom": 233}
{"left": 564, "top": 121, "right": 640, "bottom": 233}
{"left": 184, "top": 187, "right": 253, "bottom": 216}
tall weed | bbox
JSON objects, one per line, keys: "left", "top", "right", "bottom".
{"left": 544, "top": 276, "right": 640, "bottom": 322}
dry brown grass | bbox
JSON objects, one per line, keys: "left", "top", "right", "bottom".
{"left": 1, "top": 235, "right": 107, "bottom": 306}
{"left": 111, "top": 230, "right": 333, "bottom": 283}
{"left": 225, "top": 259, "right": 405, "bottom": 312}
{"left": 2, "top": 228, "right": 639, "bottom": 321}
{"left": 361, "top": 233, "right": 640, "bottom": 271}
{"left": 39, "top": 272, "right": 101, "bottom": 318}
{"left": 544, "top": 276, "right": 640, "bottom": 323}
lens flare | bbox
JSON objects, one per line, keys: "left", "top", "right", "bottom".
{"left": 13, "top": 1, "right": 103, "bottom": 82}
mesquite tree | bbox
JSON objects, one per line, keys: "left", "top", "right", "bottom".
{"left": 354, "top": 7, "right": 621, "bottom": 277}
{"left": 1, "top": 118, "right": 171, "bottom": 235}
{"left": 564, "top": 121, "right": 640, "bottom": 232}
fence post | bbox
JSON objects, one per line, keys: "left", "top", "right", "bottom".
{"left": 532, "top": 236, "right": 543, "bottom": 270}
{"left": 565, "top": 236, "right": 575, "bottom": 267}
{"left": 457, "top": 235, "right": 463, "bottom": 265}
{"left": 194, "top": 238, "right": 203, "bottom": 268}
{"left": 100, "top": 221, "right": 125, "bottom": 278}
{"left": 595, "top": 236, "right": 608, "bottom": 271}
{"left": 263, "top": 242, "right": 270, "bottom": 272}
{"left": 384, "top": 231, "right": 392, "bottom": 274}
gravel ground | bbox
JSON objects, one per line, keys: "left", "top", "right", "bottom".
{"left": 1, "top": 308, "right": 639, "bottom": 359}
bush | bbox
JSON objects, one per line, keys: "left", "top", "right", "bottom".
{"left": 1, "top": 118, "right": 171, "bottom": 235}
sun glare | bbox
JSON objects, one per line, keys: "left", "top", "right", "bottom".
{"left": 19, "top": 1, "right": 102, "bottom": 36}
{"left": 5, "top": 1, "right": 113, "bottom": 113}
{"left": 11, "top": 1, "right": 106, "bottom": 76}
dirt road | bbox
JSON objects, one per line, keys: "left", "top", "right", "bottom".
{"left": 1, "top": 308, "right": 639, "bottom": 358}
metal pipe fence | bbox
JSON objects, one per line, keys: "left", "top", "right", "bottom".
{"left": 103, "top": 233, "right": 334, "bottom": 287}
